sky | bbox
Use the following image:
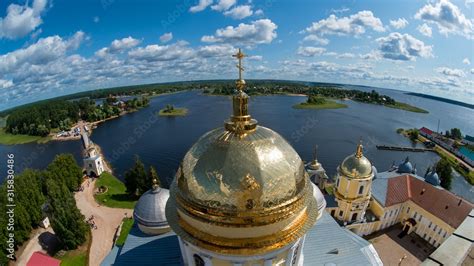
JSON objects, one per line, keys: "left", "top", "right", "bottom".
{"left": 0, "top": 0, "right": 473, "bottom": 110}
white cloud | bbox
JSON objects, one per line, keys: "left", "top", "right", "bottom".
{"left": 0, "top": 31, "right": 85, "bottom": 73}
{"left": 96, "top": 36, "right": 141, "bottom": 57}
{"left": 0, "top": 0, "right": 48, "bottom": 39}
{"left": 201, "top": 19, "right": 277, "bottom": 46}
{"left": 254, "top": 9, "right": 264, "bottom": 16}
{"left": 303, "top": 10, "right": 385, "bottom": 37}
{"left": 471, "top": 68, "right": 474, "bottom": 74}
{"left": 417, "top": 23, "right": 433, "bottom": 37}
{"left": 463, "top": 58, "right": 471, "bottom": 65}
{"left": 335, "top": 52, "right": 356, "bottom": 59}
{"left": 0, "top": 79, "right": 14, "bottom": 89}
{"left": 211, "top": 0, "right": 236, "bottom": 11}
{"left": 189, "top": 0, "right": 213, "bottom": 13}
{"left": 390, "top": 18, "right": 409, "bottom": 29}
{"left": 415, "top": 0, "right": 473, "bottom": 38}
{"left": 297, "top": 46, "right": 326, "bottom": 57}
{"left": 223, "top": 5, "right": 253, "bottom": 19}
{"left": 436, "top": 67, "right": 465, "bottom": 77}
{"left": 160, "top": 32, "right": 173, "bottom": 43}
{"left": 197, "top": 44, "right": 235, "bottom": 57}
{"left": 331, "top": 7, "right": 350, "bottom": 14}
{"left": 376, "top": 32, "right": 433, "bottom": 61}
{"left": 128, "top": 41, "right": 195, "bottom": 62}
{"left": 302, "top": 34, "right": 329, "bottom": 45}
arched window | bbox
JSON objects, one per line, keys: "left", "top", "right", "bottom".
{"left": 193, "top": 254, "right": 205, "bottom": 266}
{"left": 351, "top": 212, "right": 358, "bottom": 221}
{"left": 358, "top": 185, "right": 364, "bottom": 195}
{"left": 336, "top": 177, "right": 340, "bottom": 188}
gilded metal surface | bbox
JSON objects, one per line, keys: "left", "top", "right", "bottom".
{"left": 339, "top": 143, "right": 373, "bottom": 178}
{"left": 178, "top": 126, "right": 305, "bottom": 214}
{"left": 165, "top": 179, "right": 319, "bottom": 255}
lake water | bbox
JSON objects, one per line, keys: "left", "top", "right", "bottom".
{"left": 1, "top": 87, "right": 473, "bottom": 202}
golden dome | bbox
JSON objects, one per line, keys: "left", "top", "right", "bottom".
{"left": 165, "top": 49, "right": 318, "bottom": 255}
{"left": 339, "top": 142, "right": 373, "bottom": 178}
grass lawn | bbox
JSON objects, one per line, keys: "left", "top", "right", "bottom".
{"left": 386, "top": 102, "right": 429, "bottom": 113}
{"left": 116, "top": 218, "right": 134, "bottom": 246}
{"left": 435, "top": 147, "right": 474, "bottom": 185}
{"left": 0, "top": 128, "right": 50, "bottom": 145}
{"left": 94, "top": 172, "right": 137, "bottom": 209}
{"left": 158, "top": 107, "right": 188, "bottom": 116}
{"left": 293, "top": 99, "right": 347, "bottom": 110}
{"left": 57, "top": 230, "right": 91, "bottom": 266}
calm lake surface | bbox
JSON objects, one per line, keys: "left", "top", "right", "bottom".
{"left": 1, "top": 87, "right": 473, "bottom": 202}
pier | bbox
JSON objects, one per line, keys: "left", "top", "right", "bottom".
{"left": 376, "top": 145, "right": 434, "bottom": 152}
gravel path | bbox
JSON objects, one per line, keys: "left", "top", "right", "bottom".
{"left": 75, "top": 179, "right": 132, "bottom": 266}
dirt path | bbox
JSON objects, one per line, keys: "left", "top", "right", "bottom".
{"left": 75, "top": 179, "right": 132, "bottom": 266}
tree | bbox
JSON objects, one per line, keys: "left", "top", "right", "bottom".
{"left": 45, "top": 154, "right": 83, "bottom": 192}
{"left": 124, "top": 156, "right": 149, "bottom": 197}
{"left": 409, "top": 129, "right": 419, "bottom": 141}
{"left": 436, "top": 158, "right": 452, "bottom": 190}
{"left": 45, "top": 178, "right": 87, "bottom": 250}
{"left": 450, "top": 128, "right": 462, "bottom": 140}
{"left": 149, "top": 166, "right": 161, "bottom": 187}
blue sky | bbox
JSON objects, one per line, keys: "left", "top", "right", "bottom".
{"left": 0, "top": 0, "right": 473, "bottom": 110}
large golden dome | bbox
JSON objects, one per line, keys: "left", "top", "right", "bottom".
{"left": 339, "top": 142, "right": 373, "bottom": 178}
{"left": 165, "top": 49, "right": 319, "bottom": 255}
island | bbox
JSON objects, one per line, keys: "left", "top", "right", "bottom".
{"left": 293, "top": 95, "right": 347, "bottom": 110}
{"left": 158, "top": 104, "right": 188, "bottom": 116}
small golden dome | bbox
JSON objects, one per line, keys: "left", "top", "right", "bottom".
{"left": 339, "top": 142, "right": 373, "bottom": 178}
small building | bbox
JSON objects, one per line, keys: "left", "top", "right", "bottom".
{"left": 84, "top": 154, "right": 105, "bottom": 177}
{"left": 27, "top": 252, "right": 61, "bottom": 266}
{"left": 40, "top": 217, "right": 50, "bottom": 229}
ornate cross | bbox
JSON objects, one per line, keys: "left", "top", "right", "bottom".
{"left": 232, "top": 48, "right": 245, "bottom": 82}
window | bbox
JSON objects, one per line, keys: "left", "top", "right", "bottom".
{"left": 428, "top": 236, "right": 431, "bottom": 242}
{"left": 428, "top": 222, "right": 432, "bottom": 228}
{"left": 193, "top": 254, "right": 205, "bottom": 266}
{"left": 418, "top": 215, "right": 422, "bottom": 222}
{"left": 407, "top": 207, "right": 410, "bottom": 213}
{"left": 413, "top": 212, "right": 417, "bottom": 219}
{"left": 438, "top": 228, "right": 442, "bottom": 234}
{"left": 423, "top": 233, "right": 427, "bottom": 238}
{"left": 384, "top": 212, "right": 387, "bottom": 219}
{"left": 339, "top": 210, "right": 343, "bottom": 217}
{"left": 433, "top": 240, "right": 436, "bottom": 246}
{"left": 433, "top": 225, "right": 437, "bottom": 231}
{"left": 336, "top": 178, "right": 340, "bottom": 188}
{"left": 358, "top": 185, "right": 364, "bottom": 195}
{"left": 351, "top": 213, "right": 358, "bottom": 221}
{"left": 331, "top": 210, "right": 335, "bottom": 217}
{"left": 443, "top": 232, "right": 447, "bottom": 238}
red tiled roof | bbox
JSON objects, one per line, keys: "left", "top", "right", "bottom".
{"left": 27, "top": 252, "right": 61, "bottom": 266}
{"left": 385, "top": 175, "right": 473, "bottom": 228}
{"left": 420, "top": 127, "right": 433, "bottom": 135}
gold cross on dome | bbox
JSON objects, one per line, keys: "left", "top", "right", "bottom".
{"left": 232, "top": 48, "right": 245, "bottom": 81}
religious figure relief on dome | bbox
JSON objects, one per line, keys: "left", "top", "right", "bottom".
{"left": 236, "top": 173, "right": 262, "bottom": 210}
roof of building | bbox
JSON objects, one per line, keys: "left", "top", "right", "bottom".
{"left": 109, "top": 224, "right": 182, "bottom": 266}
{"left": 420, "top": 127, "right": 433, "bottom": 135}
{"left": 397, "top": 157, "right": 414, "bottom": 174}
{"left": 133, "top": 186, "right": 170, "bottom": 228}
{"left": 422, "top": 209, "right": 474, "bottom": 266}
{"left": 424, "top": 170, "right": 440, "bottom": 186}
{"left": 27, "top": 252, "right": 61, "bottom": 266}
{"left": 303, "top": 212, "right": 382, "bottom": 265}
{"left": 372, "top": 173, "right": 473, "bottom": 228}
{"left": 104, "top": 213, "right": 382, "bottom": 265}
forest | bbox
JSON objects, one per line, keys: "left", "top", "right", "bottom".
{"left": 0, "top": 154, "right": 88, "bottom": 265}
{"left": 4, "top": 96, "right": 149, "bottom": 136}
